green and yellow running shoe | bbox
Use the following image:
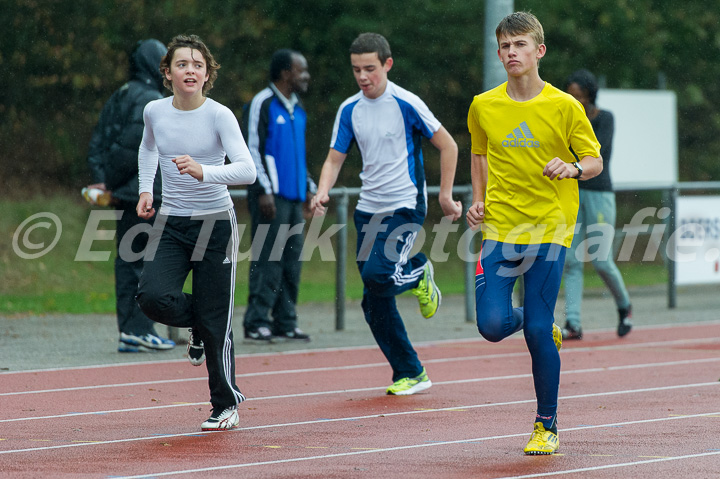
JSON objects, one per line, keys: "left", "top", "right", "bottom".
{"left": 553, "top": 323, "right": 562, "bottom": 352}
{"left": 411, "top": 261, "right": 442, "bottom": 319}
{"left": 524, "top": 422, "right": 559, "bottom": 455}
{"left": 386, "top": 368, "right": 432, "bottom": 395}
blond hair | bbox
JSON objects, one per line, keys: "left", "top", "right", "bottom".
{"left": 495, "top": 11, "right": 544, "bottom": 47}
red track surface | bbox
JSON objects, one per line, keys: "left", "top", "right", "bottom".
{"left": 2, "top": 322, "right": 720, "bottom": 478}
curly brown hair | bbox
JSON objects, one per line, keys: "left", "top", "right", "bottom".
{"left": 159, "top": 34, "right": 220, "bottom": 95}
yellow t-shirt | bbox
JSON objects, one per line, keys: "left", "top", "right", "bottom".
{"left": 467, "top": 82, "right": 601, "bottom": 247}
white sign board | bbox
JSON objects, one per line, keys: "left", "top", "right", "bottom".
{"left": 674, "top": 196, "right": 720, "bottom": 286}
{"left": 597, "top": 89, "right": 678, "bottom": 189}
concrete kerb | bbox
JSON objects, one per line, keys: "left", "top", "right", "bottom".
{"left": 0, "top": 284, "right": 717, "bottom": 373}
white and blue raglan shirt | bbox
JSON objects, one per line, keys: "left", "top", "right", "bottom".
{"left": 330, "top": 80, "right": 441, "bottom": 215}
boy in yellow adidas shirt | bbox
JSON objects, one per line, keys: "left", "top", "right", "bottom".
{"left": 466, "top": 12, "right": 603, "bottom": 455}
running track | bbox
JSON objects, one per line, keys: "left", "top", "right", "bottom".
{"left": 1, "top": 322, "right": 719, "bottom": 478}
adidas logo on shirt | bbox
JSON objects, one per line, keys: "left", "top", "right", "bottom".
{"left": 502, "top": 121, "right": 540, "bottom": 148}
{"left": 223, "top": 257, "right": 231, "bottom": 264}
{"left": 276, "top": 115, "right": 286, "bottom": 124}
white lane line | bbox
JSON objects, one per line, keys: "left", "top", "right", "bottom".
{"left": 0, "top": 351, "right": 530, "bottom": 397}
{"left": 106, "top": 411, "right": 720, "bottom": 478}
{"left": 2, "top": 319, "right": 719, "bottom": 376}
{"left": 0, "top": 344, "right": 384, "bottom": 376}
{"left": 0, "top": 382, "right": 718, "bottom": 454}
{"left": 2, "top": 356, "right": 719, "bottom": 422}
{"left": 493, "top": 451, "right": 720, "bottom": 479}
{"left": 3, "top": 337, "right": 719, "bottom": 397}
{"left": 0, "top": 377, "right": 207, "bottom": 397}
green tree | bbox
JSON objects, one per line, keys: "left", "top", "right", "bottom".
{"left": 2, "top": 0, "right": 719, "bottom": 196}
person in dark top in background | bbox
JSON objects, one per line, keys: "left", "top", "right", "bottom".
{"left": 85, "top": 39, "right": 174, "bottom": 353}
{"left": 562, "top": 69, "right": 632, "bottom": 340}
{"left": 242, "top": 49, "right": 315, "bottom": 343}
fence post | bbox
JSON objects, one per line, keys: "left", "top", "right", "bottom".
{"left": 463, "top": 189, "right": 476, "bottom": 323}
{"left": 666, "top": 186, "right": 677, "bottom": 309}
{"left": 335, "top": 188, "right": 349, "bottom": 330}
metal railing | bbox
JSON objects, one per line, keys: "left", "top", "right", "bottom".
{"left": 663, "top": 181, "right": 720, "bottom": 308}
{"left": 230, "top": 185, "right": 476, "bottom": 330}
{"left": 591, "top": 181, "right": 720, "bottom": 309}
{"left": 231, "top": 181, "right": 720, "bottom": 329}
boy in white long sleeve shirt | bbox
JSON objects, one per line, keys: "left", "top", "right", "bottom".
{"left": 135, "top": 34, "right": 256, "bottom": 431}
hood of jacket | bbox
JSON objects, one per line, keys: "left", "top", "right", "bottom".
{"left": 129, "top": 39, "right": 167, "bottom": 92}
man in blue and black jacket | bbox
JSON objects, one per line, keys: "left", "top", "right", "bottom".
{"left": 242, "top": 49, "right": 316, "bottom": 342}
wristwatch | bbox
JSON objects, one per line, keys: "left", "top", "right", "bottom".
{"left": 571, "top": 161, "right": 583, "bottom": 179}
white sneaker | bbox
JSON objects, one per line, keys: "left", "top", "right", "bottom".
{"left": 201, "top": 407, "right": 239, "bottom": 431}
{"left": 119, "top": 332, "right": 175, "bottom": 351}
{"left": 187, "top": 328, "right": 205, "bottom": 366}
{"left": 244, "top": 326, "right": 274, "bottom": 343}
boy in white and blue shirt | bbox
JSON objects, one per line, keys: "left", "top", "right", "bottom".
{"left": 311, "top": 33, "right": 461, "bottom": 395}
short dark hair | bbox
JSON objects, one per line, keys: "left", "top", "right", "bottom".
{"left": 349, "top": 33, "right": 392, "bottom": 64}
{"left": 270, "top": 49, "right": 299, "bottom": 82}
{"left": 160, "top": 34, "right": 220, "bottom": 95}
{"left": 565, "top": 69, "right": 598, "bottom": 105}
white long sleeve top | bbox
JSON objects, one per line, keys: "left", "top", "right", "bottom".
{"left": 138, "top": 96, "right": 256, "bottom": 216}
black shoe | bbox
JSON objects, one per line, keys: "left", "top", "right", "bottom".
{"left": 561, "top": 324, "right": 583, "bottom": 340}
{"left": 187, "top": 328, "right": 205, "bottom": 366}
{"left": 274, "top": 327, "right": 311, "bottom": 342}
{"left": 244, "top": 326, "right": 274, "bottom": 343}
{"left": 617, "top": 305, "right": 633, "bottom": 337}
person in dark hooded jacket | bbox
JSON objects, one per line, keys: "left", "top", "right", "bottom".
{"left": 85, "top": 39, "right": 175, "bottom": 353}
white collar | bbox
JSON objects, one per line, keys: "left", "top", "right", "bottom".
{"left": 270, "top": 83, "right": 298, "bottom": 114}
